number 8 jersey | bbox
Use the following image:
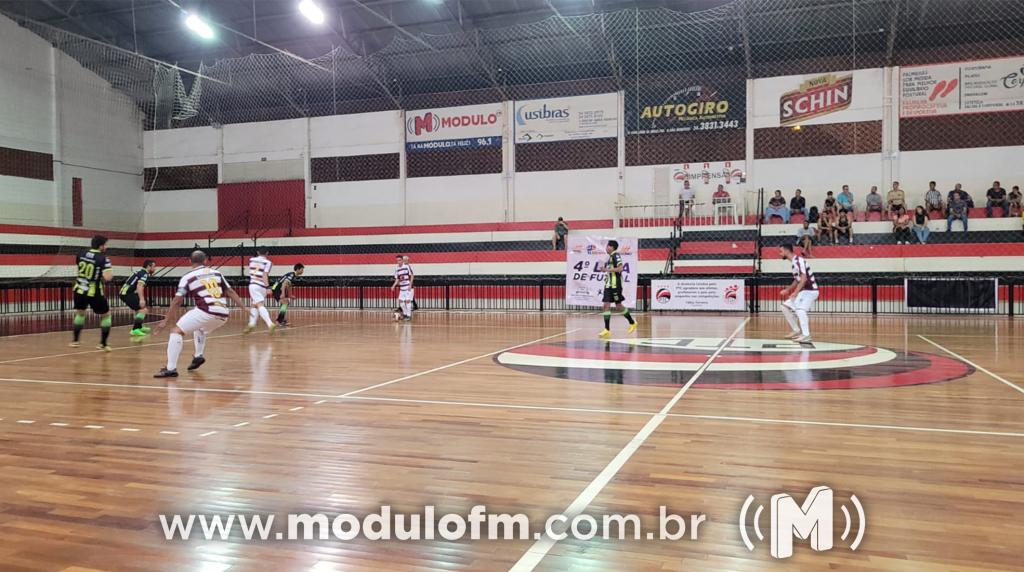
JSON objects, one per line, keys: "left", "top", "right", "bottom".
{"left": 177, "top": 266, "right": 231, "bottom": 317}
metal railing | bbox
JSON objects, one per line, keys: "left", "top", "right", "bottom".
{"left": 615, "top": 194, "right": 754, "bottom": 229}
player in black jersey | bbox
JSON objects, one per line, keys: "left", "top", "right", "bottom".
{"left": 72, "top": 235, "right": 114, "bottom": 350}
{"left": 271, "top": 263, "right": 304, "bottom": 325}
{"left": 598, "top": 240, "right": 637, "bottom": 338}
{"left": 120, "top": 259, "right": 156, "bottom": 338}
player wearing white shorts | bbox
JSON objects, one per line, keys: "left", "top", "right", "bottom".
{"left": 245, "top": 246, "right": 276, "bottom": 333}
{"left": 391, "top": 256, "right": 415, "bottom": 321}
{"left": 153, "top": 250, "right": 246, "bottom": 378}
{"left": 779, "top": 243, "right": 819, "bottom": 344}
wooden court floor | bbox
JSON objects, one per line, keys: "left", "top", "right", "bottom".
{"left": 0, "top": 309, "right": 1021, "bottom": 571}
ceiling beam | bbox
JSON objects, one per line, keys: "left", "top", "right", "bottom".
{"left": 441, "top": 0, "right": 506, "bottom": 99}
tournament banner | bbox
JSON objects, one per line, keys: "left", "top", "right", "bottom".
{"left": 753, "top": 68, "right": 884, "bottom": 128}
{"left": 900, "top": 56, "right": 1024, "bottom": 118}
{"left": 514, "top": 93, "right": 618, "bottom": 144}
{"left": 670, "top": 160, "right": 746, "bottom": 198}
{"left": 650, "top": 279, "right": 745, "bottom": 311}
{"left": 405, "top": 103, "right": 503, "bottom": 152}
{"left": 627, "top": 82, "right": 745, "bottom": 134}
{"left": 565, "top": 236, "right": 639, "bottom": 308}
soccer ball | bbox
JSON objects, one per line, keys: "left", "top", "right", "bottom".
{"left": 393, "top": 308, "right": 403, "bottom": 321}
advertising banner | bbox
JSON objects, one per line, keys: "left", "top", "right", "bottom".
{"left": 753, "top": 68, "right": 884, "bottom": 128}
{"left": 650, "top": 279, "right": 746, "bottom": 311}
{"left": 900, "top": 56, "right": 1024, "bottom": 118}
{"left": 513, "top": 93, "right": 618, "bottom": 143}
{"left": 628, "top": 82, "right": 746, "bottom": 134}
{"left": 670, "top": 160, "right": 746, "bottom": 199}
{"left": 565, "top": 236, "right": 639, "bottom": 308}
{"left": 405, "top": 103, "right": 503, "bottom": 152}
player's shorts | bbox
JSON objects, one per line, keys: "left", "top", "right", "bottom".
{"left": 73, "top": 293, "right": 109, "bottom": 314}
{"left": 602, "top": 287, "right": 624, "bottom": 304}
{"left": 176, "top": 308, "right": 228, "bottom": 335}
{"left": 249, "top": 283, "right": 268, "bottom": 304}
{"left": 783, "top": 289, "right": 820, "bottom": 312}
{"left": 398, "top": 289, "right": 414, "bottom": 302}
{"left": 271, "top": 288, "right": 282, "bottom": 302}
{"left": 120, "top": 292, "right": 143, "bottom": 311}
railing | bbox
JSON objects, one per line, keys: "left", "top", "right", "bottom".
{"left": 615, "top": 195, "right": 753, "bottom": 229}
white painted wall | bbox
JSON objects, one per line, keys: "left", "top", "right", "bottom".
{"left": 514, "top": 168, "right": 618, "bottom": 221}
{"left": 142, "top": 188, "right": 218, "bottom": 232}
{"left": 406, "top": 174, "right": 504, "bottom": 225}
{"left": 310, "top": 111, "right": 402, "bottom": 157}
{"left": 144, "top": 125, "right": 220, "bottom": 168}
{"left": 311, "top": 180, "right": 404, "bottom": 228}
{"left": 753, "top": 153, "right": 883, "bottom": 208}
{"left": 898, "top": 146, "right": 1024, "bottom": 201}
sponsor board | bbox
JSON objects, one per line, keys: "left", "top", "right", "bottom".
{"left": 900, "top": 56, "right": 1024, "bottom": 118}
{"left": 651, "top": 279, "right": 745, "bottom": 311}
{"left": 669, "top": 160, "right": 746, "bottom": 200}
{"left": 565, "top": 236, "right": 639, "bottom": 308}
{"left": 628, "top": 82, "right": 746, "bottom": 134}
{"left": 405, "top": 103, "right": 503, "bottom": 152}
{"left": 514, "top": 93, "right": 618, "bottom": 143}
{"left": 753, "top": 68, "right": 883, "bottom": 128}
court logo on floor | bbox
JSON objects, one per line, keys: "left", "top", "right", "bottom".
{"left": 739, "top": 485, "right": 865, "bottom": 558}
{"left": 494, "top": 337, "right": 973, "bottom": 390}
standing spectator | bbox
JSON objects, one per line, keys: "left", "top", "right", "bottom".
{"left": 817, "top": 207, "right": 836, "bottom": 244}
{"left": 886, "top": 181, "right": 906, "bottom": 215}
{"left": 712, "top": 184, "right": 731, "bottom": 204}
{"left": 837, "top": 185, "right": 856, "bottom": 217}
{"left": 552, "top": 217, "right": 569, "bottom": 250}
{"left": 823, "top": 191, "right": 837, "bottom": 214}
{"left": 947, "top": 192, "right": 969, "bottom": 232}
{"left": 1009, "top": 185, "right": 1022, "bottom": 216}
{"left": 789, "top": 189, "right": 807, "bottom": 218}
{"left": 679, "top": 180, "right": 696, "bottom": 218}
{"left": 947, "top": 183, "right": 974, "bottom": 209}
{"left": 764, "top": 190, "right": 790, "bottom": 223}
{"left": 865, "top": 186, "right": 884, "bottom": 218}
{"left": 893, "top": 206, "right": 913, "bottom": 244}
{"left": 835, "top": 210, "right": 853, "bottom": 244}
{"left": 924, "top": 181, "right": 943, "bottom": 215}
{"left": 912, "top": 206, "right": 931, "bottom": 244}
{"left": 796, "top": 219, "right": 816, "bottom": 256}
{"left": 986, "top": 180, "right": 1009, "bottom": 217}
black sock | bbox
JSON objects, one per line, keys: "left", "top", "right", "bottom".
{"left": 603, "top": 311, "right": 611, "bottom": 329}
{"left": 132, "top": 317, "right": 143, "bottom": 330}
{"left": 277, "top": 310, "right": 285, "bottom": 322}
{"left": 73, "top": 325, "right": 82, "bottom": 342}
{"left": 623, "top": 309, "right": 635, "bottom": 325}
{"left": 101, "top": 325, "right": 111, "bottom": 345}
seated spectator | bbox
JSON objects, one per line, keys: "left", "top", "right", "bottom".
{"left": 679, "top": 181, "right": 696, "bottom": 217}
{"left": 865, "top": 186, "right": 884, "bottom": 217}
{"left": 789, "top": 189, "right": 807, "bottom": 218}
{"left": 947, "top": 191, "right": 969, "bottom": 232}
{"left": 892, "top": 205, "right": 913, "bottom": 244}
{"left": 886, "top": 181, "right": 906, "bottom": 215}
{"left": 795, "top": 220, "right": 816, "bottom": 256}
{"left": 552, "top": 217, "right": 569, "bottom": 251}
{"left": 807, "top": 206, "right": 820, "bottom": 223}
{"left": 712, "top": 184, "right": 731, "bottom": 204}
{"left": 986, "top": 180, "right": 1009, "bottom": 218}
{"left": 835, "top": 209, "right": 853, "bottom": 244}
{"left": 823, "top": 191, "right": 837, "bottom": 214}
{"left": 924, "top": 181, "right": 943, "bottom": 214}
{"left": 912, "top": 205, "right": 930, "bottom": 244}
{"left": 837, "top": 185, "right": 856, "bottom": 216}
{"left": 764, "top": 190, "right": 789, "bottom": 223}
{"left": 817, "top": 208, "right": 836, "bottom": 244}
{"left": 1009, "top": 185, "right": 1022, "bottom": 216}
{"left": 947, "top": 183, "right": 974, "bottom": 210}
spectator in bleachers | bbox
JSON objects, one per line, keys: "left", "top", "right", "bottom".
{"left": 837, "top": 185, "right": 855, "bottom": 217}
{"left": 947, "top": 183, "right": 974, "bottom": 210}
{"left": 947, "top": 192, "right": 969, "bottom": 232}
{"left": 924, "top": 181, "right": 943, "bottom": 215}
{"left": 796, "top": 220, "right": 816, "bottom": 256}
{"left": 912, "top": 205, "right": 931, "bottom": 244}
{"left": 765, "top": 190, "right": 790, "bottom": 223}
{"left": 807, "top": 206, "right": 820, "bottom": 223}
{"left": 789, "top": 189, "right": 807, "bottom": 218}
{"left": 679, "top": 180, "right": 696, "bottom": 217}
{"left": 1009, "top": 185, "right": 1022, "bottom": 216}
{"left": 866, "top": 186, "right": 884, "bottom": 218}
{"left": 835, "top": 209, "right": 853, "bottom": 244}
{"left": 886, "top": 181, "right": 906, "bottom": 215}
{"left": 552, "top": 217, "right": 569, "bottom": 250}
{"left": 712, "top": 184, "right": 731, "bottom": 204}
{"left": 817, "top": 207, "right": 836, "bottom": 244}
{"left": 986, "top": 180, "right": 1009, "bottom": 218}
{"left": 893, "top": 205, "right": 913, "bottom": 244}
{"left": 823, "top": 191, "right": 837, "bottom": 215}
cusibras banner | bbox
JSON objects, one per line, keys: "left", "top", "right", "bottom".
{"left": 650, "top": 279, "right": 745, "bottom": 311}
{"left": 753, "top": 68, "right": 884, "bottom": 128}
{"left": 565, "top": 236, "right": 639, "bottom": 308}
{"left": 627, "top": 82, "right": 745, "bottom": 134}
{"left": 405, "top": 103, "right": 503, "bottom": 152}
{"left": 513, "top": 93, "right": 619, "bottom": 144}
{"left": 900, "top": 56, "right": 1024, "bottom": 118}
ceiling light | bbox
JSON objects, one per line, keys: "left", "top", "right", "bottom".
{"left": 185, "top": 13, "right": 215, "bottom": 39}
{"left": 298, "top": 0, "right": 326, "bottom": 24}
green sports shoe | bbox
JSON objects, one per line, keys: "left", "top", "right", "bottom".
{"left": 140, "top": 326, "right": 152, "bottom": 334}
{"left": 129, "top": 328, "right": 147, "bottom": 336}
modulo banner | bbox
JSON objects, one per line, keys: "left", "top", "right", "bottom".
{"left": 565, "top": 236, "right": 639, "bottom": 308}
{"left": 513, "top": 93, "right": 618, "bottom": 143}
{"left": 650, "top": 279, "right": 745, "bottom": 311}
{"left": 900, "top": 56, "right": 1024, "bottom": 118}
{"left": 405, "top": 103, "right": 503, "bottom": 152}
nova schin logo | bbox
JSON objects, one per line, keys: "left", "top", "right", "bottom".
{"left": 739, "top": 486, "right": 865, "bottom": 558}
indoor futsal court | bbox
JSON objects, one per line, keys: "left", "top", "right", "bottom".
{"left": 2, "top": 0, "right": 1024, "bottom": 570}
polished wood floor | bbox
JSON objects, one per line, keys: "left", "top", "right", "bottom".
{"left": 0, "top": 310, "right": 1021, "bottom": 571}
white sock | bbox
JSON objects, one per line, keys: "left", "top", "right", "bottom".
{"left": 194, "top": 330, "right": 207, "bottom": 357}
{"left": 248, "top": 308, "right": 258, "bottom": 327}
{"left": 167, "top": 333, "right": 183, "bottom": 370}
{"left": 258, "top": 305, "right": 273, "bottom": 327}
{"left": 401, "top": 302, "right": 412, "bottom": 317}
{"left": 781, "top": 305, "right": 799, "bottom": 333}
{"left": 797, "top": 310, "right": 811, "bottom": 337}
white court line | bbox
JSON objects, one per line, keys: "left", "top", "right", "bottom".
{"left": 0, "top": 376, "right": 340, "bottom": 399}
{"left": 919, "top": 335, "right": 1024, "bottom": 395}
{"left": 16, "top": 419, "right": 35, "bottom": 424}
{"left": 120, "top": 427, "right": 140, "bottom": 432}
{"left": 160, "top": 430, "right": 180, "bottom": 435}
{"left": 314, "top": 400, "right": 326, "bottom": 405}
{"left": 84, "top": 424, "right": 103, "bottom": 429}
{"left": 338, "top": 328, "right": 580, "bottom": 398}
{"left": 233, "top": 422, "right": 250, "bottom": 428}
{"left": 508, "top": 318, "right": 749, "bottom": 572}
{"left": 49, "top": 422, "right": 69, "bottom": 427}
{"left": 289, "top": 406, "right": 304, "bottom": 412}
{"left": 262, "top": 413, "right": 278, "bottom": 419}
{"left": 343, "top": 395, "right": 654, "bottom": 417}
{"left": 199, "top": 431, "right": 217, "bottom": 437}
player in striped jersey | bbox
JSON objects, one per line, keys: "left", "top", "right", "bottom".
{"left": 120, "top": 259, "right": 156, "bottom": 338}
{"left": 71, "top": 235, "right": 114, "bottom": 350}
{"left": 153, "top": 250, "right": 246, "bottom": 378}
{"left": 271, "top": 263, "right": 304, "bottom": 326}
{"left": 779, "top": 243, "right": 820, "bottom": 344}
{"left": 245, "top": 246, "right": 276, "bottom": 333}
{"left": 391, "top": 255, "right": 414, "bottom": 321}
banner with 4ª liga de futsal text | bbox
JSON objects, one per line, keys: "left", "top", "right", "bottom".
{"left": 565, "top": 236, "right": 639, "bottom": 308}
